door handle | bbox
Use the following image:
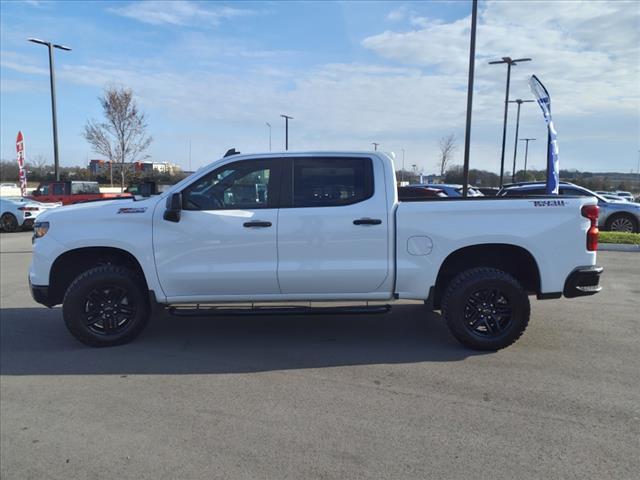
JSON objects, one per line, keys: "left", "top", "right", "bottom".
{"left": 353, "top": 218, "right": 382, "bottom": 225}
{"left": 243, "top": 221, "right": 272, "bottom": 228}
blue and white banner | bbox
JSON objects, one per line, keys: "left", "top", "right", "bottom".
{"left": 529, "top": 75, "right": 559, "bottom": 194}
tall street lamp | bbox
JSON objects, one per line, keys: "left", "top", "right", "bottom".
{"left": 520, "top": 138, "right": 536, "bottom": 176}
{"left": 266, "top": 122, "right": 272, "bottom": 151}
{"left": 508, "top": 99, "right": 534, "bottom": 182}
{"left": 401, "top": 148, "right": 405, "bottom": 183}
{"left": 372, "top": 142, "right": 379, "bottom": 151}
{"left": 280, "top": 115, "right": 293, "bottom": 150}
{"left": 461, "top": 0, "right": 477, "bottom": 197}
{"left": 28, "top": 38, "right": 71, "bottom": 181}
{"left": 488, "top": 56, "right": 532, "bottom": 187}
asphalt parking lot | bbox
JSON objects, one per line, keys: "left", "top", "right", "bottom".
{"left": 1, "top": 231, "right": 638, "bottom": 480}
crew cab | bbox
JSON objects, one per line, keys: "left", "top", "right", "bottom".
{"left": 29, "top": 152, "right": 603, "bottom": 350}
{"left": 27, "top": 181, "right": 132, "bottom": 205}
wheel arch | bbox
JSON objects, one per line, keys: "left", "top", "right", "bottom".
{"left": 49, "top": 247, "right": 148, "bottom": 306}
{"left": 432, "top": 243, "right": 541, "bottom": 309}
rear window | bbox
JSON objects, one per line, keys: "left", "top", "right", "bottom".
{"left": 292, "top": 157, "right": 373, "bottom": 207}
{"left": 71, "top": 182, "right": 100, "bottom": 194}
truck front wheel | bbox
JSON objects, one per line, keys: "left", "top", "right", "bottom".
{"left": 441, "top": 267, "right": 530, "bottom": 351}
{"left": 62, "top": 265, "right": 150, "bottom": 347}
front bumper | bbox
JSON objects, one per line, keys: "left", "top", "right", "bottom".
{"left": 29, "top": 278, "right": 54, "bottom": 307}
{"left": 563, "top": 265, "right": 603, "bottom": 298}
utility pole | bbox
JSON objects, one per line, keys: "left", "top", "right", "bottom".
{"left": 461, "top": 0, "right": 477, "bottom": 197}
{"left": 280, "top": 115, "right": 293, "bottom": 150}
{"left": 372, "top": 142, "right": 379, "bottom": 151}
{"left": 188, "top": 139, "right": 192, "bottom": 171}
{"left": 266, "top": 122, "right": 272, "bottom": 151}
{"left": 489, "top": 56, "right": 532, "bottom": 187}
{"left": 520, "top": 138, "right": 536, "bottom": 176}
{"left": 28, "top": 38, "right": 71, "bottom": 181}
{"left": 508, "top": 99, "right": 534, "bottom": 182}
{"left": 401, "top": 148, "right": 405, "bottom": 183}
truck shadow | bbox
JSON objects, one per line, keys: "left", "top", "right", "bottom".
{"left": 0, "top": 305, "right": 485, "bottom": 376}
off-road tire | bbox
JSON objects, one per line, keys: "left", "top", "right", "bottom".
{"left": 63, "top": 265, "right": 150, "bottom": 347}
{"left": 441, "top": 267, "right": 530, "bottom": 351}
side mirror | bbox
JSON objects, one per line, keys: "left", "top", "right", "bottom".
{"left": 163, "top": 192, "right": 182, "bottom": 222}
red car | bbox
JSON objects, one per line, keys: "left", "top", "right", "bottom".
{"left": 27, "top": 181, "right": 132, "bottom": 206}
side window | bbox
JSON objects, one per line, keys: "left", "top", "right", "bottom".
{"left": 292, "top": 157, "right": 373, "bottom": 207}
{"left": 182, "top": 160, "right": 278, "bottom": 210}
{"left": 40, "top": 184, "right": 49, "bottom": 195}
{"left": 52, "top": 183, "right": 65, "bottom": 195}
{"left": 72, "top": 182, "right": 100, "bottom": 194}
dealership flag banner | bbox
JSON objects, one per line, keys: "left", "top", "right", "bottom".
{"left": 16, "top": 131, "right": 27, "bottom": 197}
{"left": 529, "top": 75, "right": 559, "bottom": 194}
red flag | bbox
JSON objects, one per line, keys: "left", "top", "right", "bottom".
{"left": 16, "top": 131, "right": 27, "bottom": 197}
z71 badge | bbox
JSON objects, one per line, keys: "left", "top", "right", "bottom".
{"left": 117, "top": 207, "right": 147, "bottom": 214}
{"left": 530, "top": 200, "right": 566, "bottom": 207}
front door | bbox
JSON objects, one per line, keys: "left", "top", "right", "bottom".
{"left": 153, "top": 158, "right": 282, "bottom": 300}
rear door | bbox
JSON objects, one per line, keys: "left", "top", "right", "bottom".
{"left": 276, "top": 156, "right": 389, "bottom": 295}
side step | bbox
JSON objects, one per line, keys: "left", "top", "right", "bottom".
{"left": 168, "top": 304, "right": 392, "bottom": 317}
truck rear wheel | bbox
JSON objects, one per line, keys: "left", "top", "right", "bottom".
{"left": 441, "top": 267, "right": 530, "bottom": 351}
{"left": 62, "top": 265, "right": 150, "bottom": 347}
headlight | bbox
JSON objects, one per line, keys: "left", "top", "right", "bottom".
{"left": 33, "top": 221, "right": 49, "bottom": 239}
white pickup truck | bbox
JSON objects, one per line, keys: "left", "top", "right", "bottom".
{"left": 29, "top": 151, "right": 603, "bottom": 350}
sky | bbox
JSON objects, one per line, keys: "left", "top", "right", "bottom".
{"left": 0, "top": 0, "right": 639, "bottom": 175}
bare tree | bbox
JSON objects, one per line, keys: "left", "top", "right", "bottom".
{"left": 437, "top": 134, "right": 457, "bottom": 177}
{"left": 83, "top": 86, "right": 152, "bottom": 191}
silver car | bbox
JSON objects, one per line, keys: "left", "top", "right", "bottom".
{"left": 498, "top": 182, "right": 640, "bottom": 233}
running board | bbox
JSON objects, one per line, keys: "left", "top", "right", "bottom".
{"left": 168, "top": 304, "right": 392, "bottom": 317}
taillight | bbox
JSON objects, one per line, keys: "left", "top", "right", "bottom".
{"left": 18, "top": 206, "right": 39, "bottom": 211}
{"left": 581, "top": 204, "right": 599, "bottom": 251}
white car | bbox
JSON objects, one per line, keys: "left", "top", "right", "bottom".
{"left": 0, "top": 197, "right": 61, "bottom": 232}
{"left": 614, "top": 191, "right": 635, "bottom": 202}
{"left": 30, "top": 151, "right": 602, "bottom": 351}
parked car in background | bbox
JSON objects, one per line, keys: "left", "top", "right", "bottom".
{"left": 476, "top": 187, "right": 500, "bottom": 197}
{"left": 397, "top": 185, "right": 446, "bottom": 200}
{"left": 27, "top": 181, "right": 132, "bottom": 205}
{"left": 614, "top": 191, "right": 635, "bottom": 202}
{"left": 499, "top": 181, "right": 640, "bottom": 233}
{"left": 415, "top": 184, "right": 484, "bottom": 197}
{"left": 0, "top": 197, "right": 61, "bottom": 232}
{"left": 601, "top": 194, "right": 629, "bottom": 203}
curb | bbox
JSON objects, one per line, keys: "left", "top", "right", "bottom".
{"left": 599, "top": 243, "right": 640, "bottom": 252}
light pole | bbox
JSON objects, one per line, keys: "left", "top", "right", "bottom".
{"left": 280, "top": 115, "right": 293, "bottom": 150}
{"left": 520, "top": 138, "right": 536, "bottom": 176}
{"left": 461, "top": 0, "right": 477, "bottom": 197}
{"left": 372, "top": 142, "right": 379, "bottom": 151}
{"left": 266, "top": 122, "right": 272, "bottom": 151}
{"left": 508, "top": 99, "right": 534, "bottom": 182}
{"left": 401, "top": 148, "right": 405, "bottom": 183}
{"left": 28, "top": 38, "right": 71, "bottom": 181}
{"left": 489, "top": 56, "right": 532, "bottom": 187}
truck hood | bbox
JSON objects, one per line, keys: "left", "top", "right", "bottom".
{"left": 36, "top": 196, "right": 162, "bottom": 223}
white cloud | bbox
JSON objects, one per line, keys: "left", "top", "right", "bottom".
{"left": 363, "top": 0, "right": 640, "bottom": 118}
{"left": 387, "top": 6, "right": 408, "bottom": 22}
{"left": 109, "top": 1, "right": 260, "bottom": 27}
